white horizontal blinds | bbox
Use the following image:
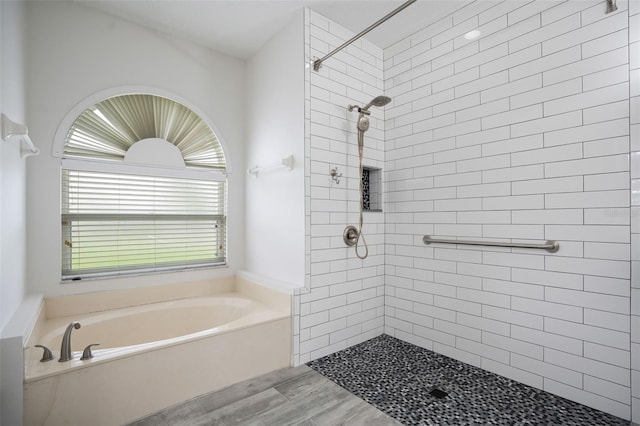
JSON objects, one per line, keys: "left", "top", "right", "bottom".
{"left": 65, "top": 94, "right": 226, "bottom": 170}
{"left": 61, "top": 169, "right": 226, "bottom": 278}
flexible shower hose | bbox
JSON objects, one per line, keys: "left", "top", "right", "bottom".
{"left": 355, "top": 129, "right": 369, "bottom": 260}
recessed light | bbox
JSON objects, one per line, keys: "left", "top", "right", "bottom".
{"left": 464, "top": 30, "right": 481, "bottom": 40}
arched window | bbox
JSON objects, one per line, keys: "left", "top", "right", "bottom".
{"left": 60, "top": 94, "right": 227, "bottom": 280}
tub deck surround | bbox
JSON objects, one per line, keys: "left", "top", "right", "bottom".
{"left": 23, "top": 275, "right": 293, "bottom": 426}
{"left": 45, "top": 276, "right": 237, "bottom": 319}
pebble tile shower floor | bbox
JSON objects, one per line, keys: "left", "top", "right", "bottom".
{"left": 307, "top": 335, "right": 629, "bottom": 425}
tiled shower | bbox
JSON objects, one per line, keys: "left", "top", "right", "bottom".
{"left": 296, "top": 0, "right": 639, "bottom": 422}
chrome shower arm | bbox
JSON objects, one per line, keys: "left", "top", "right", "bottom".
{"left": 347, "top": 105, "right": 371, "bottom": 115}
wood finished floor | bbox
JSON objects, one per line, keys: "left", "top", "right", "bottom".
{"left": 126, "top": 365, "right": 401, "bottom": 426}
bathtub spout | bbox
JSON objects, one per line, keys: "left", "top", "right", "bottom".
{"left": 59, "top": 321, "right": 81, "bottom": 362}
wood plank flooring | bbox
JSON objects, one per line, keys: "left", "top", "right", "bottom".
{"left": 126, "top": 365, "right": 401, "bottom": 426}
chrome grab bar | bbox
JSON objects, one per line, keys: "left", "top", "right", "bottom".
{"left": 423, "top": 235, "right": 559, "bottom": 253}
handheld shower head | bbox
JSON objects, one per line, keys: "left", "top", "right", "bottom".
{"left": 361, "top": 95, "right": 392, "bottom": 111}
{"left": 349, "top": 95, "right": 392, "bottom": 133}
{"left": 348, "top": 95, "right": 392, "bottom": 115}
{"left": 344, "top": 95, "right": 391, "bottom": 260}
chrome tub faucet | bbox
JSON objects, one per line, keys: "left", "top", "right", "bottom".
{"left": 59, "top": 321, "right": 81, "bottom": 362}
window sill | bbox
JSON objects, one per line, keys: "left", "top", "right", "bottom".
{"left": 60, "top": 263, "right": 229, "bottom": 285}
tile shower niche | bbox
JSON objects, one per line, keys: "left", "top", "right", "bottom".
{"left": 362, "top": 167, "right": 382, "bottom": 212}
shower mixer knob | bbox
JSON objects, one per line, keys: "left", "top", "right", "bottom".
{"left": 344, "top": 226, "right": 359, "bottom": 247}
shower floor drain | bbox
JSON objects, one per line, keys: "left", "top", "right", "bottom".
{"left": 429, "top": 389, "right": 448, "bottom": 399}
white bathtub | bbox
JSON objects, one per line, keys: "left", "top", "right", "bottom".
{"left": 23, "top": 275, "right": 293, "bottom": 426}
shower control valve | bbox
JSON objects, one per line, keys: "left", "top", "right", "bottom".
{"left": 344, "top": 226, "right": 359, "bottom": 247}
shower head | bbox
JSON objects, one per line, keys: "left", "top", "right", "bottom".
{"left": 361, "top": 95, "right": 392, "bottom": 112}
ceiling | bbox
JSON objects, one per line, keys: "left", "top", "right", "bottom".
{"left": 81, "top": 0, "right": 469, "bottom": 59}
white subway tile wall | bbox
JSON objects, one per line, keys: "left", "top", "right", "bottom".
{"left": 384, "top": 0, "right": 633, "bottom": 421}
{"left": 629, "top": 0, "right": 640, "bottom": 423}
{"left": 296, "top": 9, "right": 386, "bottom": 366}
{"left": 297, "top": 1, "right": 637, "bottom": 422}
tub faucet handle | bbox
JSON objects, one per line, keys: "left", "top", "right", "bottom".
{"left": 80, "top": 343, "right": 100, "bottom": 360}
{"left": 35, "top": 344, "right": 54, "bottom": 362}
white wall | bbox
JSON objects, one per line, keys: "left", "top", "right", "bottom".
{"left": 0, "top": 2, "right": 29, "bottom": 423}
{"left": 294, "top": 9, "right": 386, "bottom": 365}
{"left": 629, "top": 1, "right": 640, "bottom": 423}
{"left": 1, "top": 3, "right": 3, "bottom": 417}
{"left": 0, "top": 0, "right": 28, "bottom": 330}
{"left": 25, "top": 2, "right": 246, "bottom": 297}
{"left": 245, "top": 12, "right": 305, "bottom": 286}
{"left": 384, "top": 0, "right": 633, "bottom": 420}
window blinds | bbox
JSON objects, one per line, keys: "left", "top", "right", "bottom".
{"left": 61, "top": 169, "right": 226, "bottom": 279}
{"left": 64, "top": 94, "right": 226, "bottom": 170}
